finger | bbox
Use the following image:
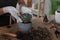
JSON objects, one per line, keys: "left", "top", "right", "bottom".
{"left": 10, "top": 12, "right": 22, "bottom": 22}
{"left": 12, "top": 8, "right": 19, "bottom": 14}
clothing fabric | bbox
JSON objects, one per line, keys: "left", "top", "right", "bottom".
{"left": 0, "top": 0, "right": 17, "bottom": 8}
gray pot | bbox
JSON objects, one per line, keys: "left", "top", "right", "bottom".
{"left": 18, "top": 22, "right": 32, "bottom": 32}
{"left": 55, "top": 10, "right": 60, "bottom": 24}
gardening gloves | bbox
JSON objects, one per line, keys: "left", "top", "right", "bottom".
{"left": 21, "top": 6, "right": 33, "bottom": 17}
{"left": 3, "top": 6, "right": 22, "bottom": 23}
{"left": 16, "top": 3, "right": 33, "bottom": 17}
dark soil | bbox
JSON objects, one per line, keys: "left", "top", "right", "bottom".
{"left": 17, "top": 27, "right": 52, "bottom": 40}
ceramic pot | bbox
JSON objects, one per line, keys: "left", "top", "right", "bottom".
{"left": 18, "top": 22, "right": 32, "bottom": 32}
{"left": 55, "top": 10, "right": 60, "bottom": 24}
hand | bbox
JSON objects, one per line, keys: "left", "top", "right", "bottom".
{"left": 3, "top": 6, "right": 22, "bottom": 22}
{"left": 21, "top": 6, "right": 33, "bottom": 17}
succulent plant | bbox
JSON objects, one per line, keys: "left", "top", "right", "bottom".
{"left": 20, "top": 13, "right": 32, "bottom": 23}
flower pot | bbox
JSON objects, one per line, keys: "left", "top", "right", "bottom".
{"left": 55, "top": 10, "right": 60, "bottom": 24}
{"left": 18, "top": 22, "right": 32, "bottom": 32}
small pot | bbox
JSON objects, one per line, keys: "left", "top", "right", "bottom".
{"left": 18, "top": 22, "right": 32, "bottom": 32}
{"left": 55, "top": 11, "right": 60, "bottom": 24}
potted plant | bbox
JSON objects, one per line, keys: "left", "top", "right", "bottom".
{"left": 18, "top": 13, "right": 32, "bottom": 32}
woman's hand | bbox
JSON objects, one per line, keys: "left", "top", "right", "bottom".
{"left": 3, "top": 6, "right": 22, "bottom": 23}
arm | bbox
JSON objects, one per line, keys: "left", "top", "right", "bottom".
{"left": 0, "top": 8, "right": 4, "bottom": 15}
{"left": 2, "top": 6, "right": 22, "bottom": 23}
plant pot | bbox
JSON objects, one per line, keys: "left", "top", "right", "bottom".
{"left": 18, "top": 22, "right": 32, "bottom": 32}
{"left": 55, "top": 10, "right": 60, "bottom": 24}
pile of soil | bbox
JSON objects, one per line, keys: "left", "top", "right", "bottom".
{"left": 17, "top": 27, "right": 52, "bottom": 40}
